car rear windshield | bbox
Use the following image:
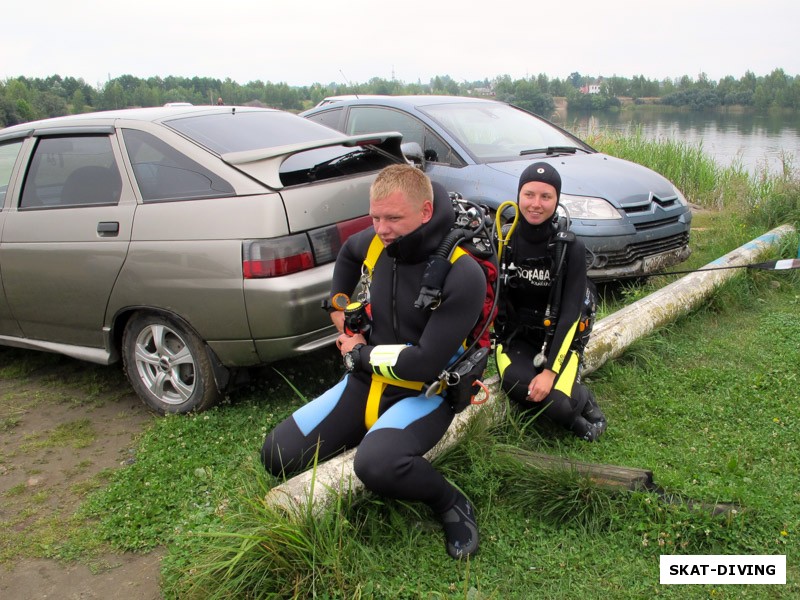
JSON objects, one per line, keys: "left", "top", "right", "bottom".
{"left": 421, "top": 102, "right": 589, "bottom": 162}
{"left": 164, "top": 110, "right": 341, "bottom": 154}
{"left": 166, "top": 110, "right": 399, "bottom": 187}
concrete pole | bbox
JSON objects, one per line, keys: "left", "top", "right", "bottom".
{"left": 264, "top": 224, "right": 796, "bottom": 513}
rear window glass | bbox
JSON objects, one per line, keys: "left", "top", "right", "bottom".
{"left": 0, "top": 140, "right": 23, "bottom": 205}
{"left": 122, "top": 129, "right": 235, "bottom": 202}
{"left": 166, "top": 109, "right": 399, "bottom": 188}
{"left": 346, "top": 106, "right": 456, "bottom": 165}
{"left": 165, "top": 110, "right": 342, "bottom": 154}
{"left": 305, "top": 108, "right": 343, "bottom": 131}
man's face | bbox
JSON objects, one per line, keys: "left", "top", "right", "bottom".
{"left": 370, "top": 190, "right": 433, "bottom": 247}
{"left": 518, "top": 181, "right": 558, "bottom": 226}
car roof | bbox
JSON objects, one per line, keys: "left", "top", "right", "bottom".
{"left": 308, "top": 94, "right": 497, "bottom": 111}
{"left": 0, "top": 105, "right": 282, "bottom": 137}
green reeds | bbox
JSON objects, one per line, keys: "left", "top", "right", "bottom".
{"left": 584, "top": 127, "right": 800, "bottom": 226}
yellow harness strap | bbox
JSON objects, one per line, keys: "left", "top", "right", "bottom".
{"left": 365, "top": 375, "right": 425, "bottom": 429}
{"left": 450, "top": 245, "right": 467, "bottom": 262}
{"left": 362, "top": 234, "right": 385, "bottom": 279}
{"left": 360, "top": 235, "right": 467, "bottom": 429}
{"left": 363, "top": 234, "right": 467, "bottom": 280}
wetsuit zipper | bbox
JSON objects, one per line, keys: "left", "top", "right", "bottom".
{"left": 391, "top": 258, "right": 399, "bottom": 340}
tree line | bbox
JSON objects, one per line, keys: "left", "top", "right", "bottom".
{"left": 1, "top": 69, "right": 798, "bottom": 128}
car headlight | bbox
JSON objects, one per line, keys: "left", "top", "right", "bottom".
{"left": 672, "top": 185, "right": 689, "bottom": 206}
{"left": 559, "top": 194, "right": 622, "bottom": 220}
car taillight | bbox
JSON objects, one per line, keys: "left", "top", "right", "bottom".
{"left": 243, "top": 235, "right": 314, "bottom": 278}
{"left": 309, "top": 215, "right": 372, "bottom": 264}
{"left": 242, "top": 215, "right": 372, "bottom": 279}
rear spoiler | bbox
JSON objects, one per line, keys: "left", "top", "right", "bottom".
{"left": 221, "top": 131, "right": 404, "bottom": 190}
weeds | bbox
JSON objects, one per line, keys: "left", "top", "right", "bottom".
{"left": 20, "top": 419, "right": 96, "bottom": 451}
{"left": 167, "top": 459, "right": 367, "bottom": 599}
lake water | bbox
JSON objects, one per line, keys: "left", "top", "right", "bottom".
{"left": 554, "top": 109, "right": 800, "bottom": 176}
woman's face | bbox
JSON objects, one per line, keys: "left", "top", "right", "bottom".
{"left": 518, "top": 181, "right": 558, "bottom": 226}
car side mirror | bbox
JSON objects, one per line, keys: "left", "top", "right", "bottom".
{"left": 401, "top": 142, "right": 425, "bottom": 169}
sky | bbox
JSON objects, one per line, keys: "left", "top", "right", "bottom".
{"left": 4, "top": 0, "right": 799, "bottom": 88}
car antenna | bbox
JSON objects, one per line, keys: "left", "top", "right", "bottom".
{"left": 340, "top": 70, "right": 358, "bottom": 99}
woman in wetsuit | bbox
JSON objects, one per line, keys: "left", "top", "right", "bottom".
{"left": 494, "top": 162, "right": 607, "bottom": 441}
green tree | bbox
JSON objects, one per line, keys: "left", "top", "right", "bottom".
{"left": 513, "top": 79, "right": 554, "bottom": 116}
{"left": 36, "top": 91, "right": 68, "bottom": 118}
{"left": 71, "top": 89, "right": 86, "bottom": 114}
{"left": 5, "top": 79, "right": 32, "bottom": 104}
{"left": 0, "top": 97, "right": 21, "bottom": 127}
{"left": 15, "top": 98, "right": 35, "bottom": 122}
{"left": 604, "top": 76, "right": 629, "bottom": 97}
{"left": 740, "top": 70, "right": 757, "bottom": 92}
{"left": 100, "top": 81, "right": 126, "bottom": 110}
{"left": 131, "top": 82, "right": 159, "bottom": 107}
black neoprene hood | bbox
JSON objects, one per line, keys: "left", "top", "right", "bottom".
{"left": 517, "top": 161, "right": 562, "bottom": 201}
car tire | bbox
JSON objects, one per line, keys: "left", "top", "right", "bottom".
{"left": 122, "top": 312, "right": 220, "bottom": 414}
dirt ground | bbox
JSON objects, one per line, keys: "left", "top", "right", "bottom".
{"left": 0, "top": 350, "right": 164, "bottom": 599}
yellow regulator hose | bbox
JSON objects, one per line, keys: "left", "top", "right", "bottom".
{"left": 495, "top": 200, "right": 519, "bottom": 265}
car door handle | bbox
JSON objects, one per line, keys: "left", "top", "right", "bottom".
{"left": 97, "top": 221, "right": 120, "bottom": 236}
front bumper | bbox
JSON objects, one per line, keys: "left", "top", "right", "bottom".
{"left": 588, "top": 243, "right": 692, "bottom": 281}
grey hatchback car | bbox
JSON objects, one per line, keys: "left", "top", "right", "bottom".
{"left": 0, "top": 106, "right": 404, "bottom": 413}
{"left": 302, "top": 95, "right": 693, "bottom": 281}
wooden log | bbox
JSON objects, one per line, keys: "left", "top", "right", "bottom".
{"left": 497, "top": 447, "right": 655, "bottom": 491}
{"left": 498, "top": 448, "right": 740, "bottom": 516}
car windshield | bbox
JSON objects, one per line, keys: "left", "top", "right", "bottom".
{"left": 165, "top": 110, "right": 343, "bottom": 154}
{"left": 420, "top": 102, "right": 590, "bottom": 162}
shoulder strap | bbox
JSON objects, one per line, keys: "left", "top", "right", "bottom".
{"left": 362, "top": 234, "right": 385, "bottom": 279}
{"left": 363, "top": 234, "right": 466, "bottom": 276}
{"left": 450, "top": 245, "right": 468, "bottom": 263}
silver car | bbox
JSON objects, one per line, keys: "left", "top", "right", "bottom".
{"left": 0, "top": 106, "right": 404, "bottom": 413}
{"left": 302, "top": 95, "right": 693, "bottom": 281}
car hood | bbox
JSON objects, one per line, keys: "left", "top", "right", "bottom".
{"left": 485, "top": 153, "right": 678, "bottom": 207}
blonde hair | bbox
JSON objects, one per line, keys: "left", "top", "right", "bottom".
{"left": 370, "top": 164, "right": 433, "bottom": 209}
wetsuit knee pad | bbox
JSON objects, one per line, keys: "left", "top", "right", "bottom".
{"left": 541, "top": 390, "right": 579, "bottom": 427}
{"left": 261, "top": 419, "right": 313, "bottom": 477}
{"left": 498, "top": 361, "right": 535, "bottom": 403}
{"left": 353, "top": 430, "right": 415, "bottom": 495}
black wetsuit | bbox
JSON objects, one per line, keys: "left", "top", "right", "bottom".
{"left": 262, "top": 184, "right": 486, "bottom": 513}
{"left": 495, "top": 217, "right": 605, "bottom": 440}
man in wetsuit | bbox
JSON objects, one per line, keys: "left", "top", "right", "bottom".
{"left": 261, "top": 164, "right": 487, "bottom": 559}
{"left": 495, "top": 162, "right": 607, "bottom": 441}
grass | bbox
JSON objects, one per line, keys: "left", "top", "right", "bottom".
{"left": 147, "top": 263, "right": 798, "bottom": 599}
{"left": 3, "top": 135, "right": 800, "bottom": 597}
{"left": 20, "top": 419, "right": 97, "bottom": 451}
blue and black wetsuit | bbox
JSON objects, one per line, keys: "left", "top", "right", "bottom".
{"left": 262, "top": 184, "right": 486, "bottom": 514}
{"left": 494, "top": 217, "right": 606, "bottom": 441}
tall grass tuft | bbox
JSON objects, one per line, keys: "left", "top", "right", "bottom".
{"left": 167, "top": 456, "right": 371, "bottom": 600}
{"left": 491, "top": 445, "right": 623, "bottom": 532}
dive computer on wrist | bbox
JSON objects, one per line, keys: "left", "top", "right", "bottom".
{"left": 343, "top": 343, "right": 365, "bottom": 372}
